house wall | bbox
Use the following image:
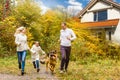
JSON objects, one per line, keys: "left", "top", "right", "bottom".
{"left": 112, "top": 20, "right": 120, "bottom": 43}
{"left": 108, "top": 8, "right": 120, "bottom": 20}
{"left": 81, "top": 12, "right": 94, "bottom": 22}
{"left": 111, "top": 33, "right": 115, "bottom": 41}
{"left": 81, "top": 1, "right": 120, "bottom": 22}
{"left": 90, "top": 1, "right": 109, "bottom": 10}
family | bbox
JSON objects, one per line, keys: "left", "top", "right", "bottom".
{"left": 14, "top": 22, "right": 76, "bottom": 76}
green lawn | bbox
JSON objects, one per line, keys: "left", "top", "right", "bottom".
{"left": 0, "top": 56, "right": 32, "bottom": 75}
{"left": 56, "top": 58, "right": 120, "bottom": 80}
{"left": 0, "top": 56, "right": 120, "bottom": 80}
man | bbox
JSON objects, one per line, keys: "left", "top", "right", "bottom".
{"left": 59, "top": 22, "right": 76, "bottom": 73}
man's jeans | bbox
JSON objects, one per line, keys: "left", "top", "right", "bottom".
{"left": 60, "top": 46, "right": 71, "bottom": 71}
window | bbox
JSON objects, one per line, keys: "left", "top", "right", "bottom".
{"left": 94, "top": 10, "right": 107, "bottom": 21}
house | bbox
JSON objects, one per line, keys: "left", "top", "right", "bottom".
{"left": 76, "top": 0, "right": 120, "bottom": 41}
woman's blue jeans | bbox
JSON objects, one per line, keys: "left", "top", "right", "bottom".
{"left": 17, "top": 50, "right": 27, "bottom": 72}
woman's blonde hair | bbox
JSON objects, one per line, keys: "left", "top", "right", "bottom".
{"left": 14, "top": 26, "right": 25, "bottom": 37}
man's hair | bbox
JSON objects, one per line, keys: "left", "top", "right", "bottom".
{"left": 34, "top": 41, "right": 39, "bottom": 44}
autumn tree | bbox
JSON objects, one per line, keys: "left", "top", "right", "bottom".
{"left": 0, "top": 0, "right": 4, "bottom": 20}
{"left": 13, "top": 0, "right": 41, "bottom": 27}
{"left": 30, "top": 10, "right": 64, "bottom": 52}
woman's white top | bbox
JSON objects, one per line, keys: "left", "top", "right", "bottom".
{"left": 30, "top": 45, "right": 45, "bottom": 61}
{"left": 15, "top": 33, "right": 29, "bottom": 51}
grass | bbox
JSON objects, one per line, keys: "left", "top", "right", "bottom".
{"left": 1, "top": 56, "right": 120, "bottom": 80}
{"left": 0, "top": 55, "right": 33, "bottom": 75}
{"left": 56, "top": 58, "right": 120, "bottom": 80}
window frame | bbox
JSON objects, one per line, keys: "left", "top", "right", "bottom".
{"left": 93, "top": 10, "right": 108, "bottom": 22}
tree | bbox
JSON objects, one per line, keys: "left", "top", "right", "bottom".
{"left": 13, "top": 0, "right": 41, "bottom": 27}
{"left": 0, "top": 16, "right": 16, "bottom": 56}
{"left": 0, "top": 0, "right": 4, "bottom": 20}
{"left": 30, "top": 10, "right": 64, "bottom": 52}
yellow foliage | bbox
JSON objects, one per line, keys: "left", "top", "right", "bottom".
{"left": 26, "top": 28, "right": 34, "bottom": 47}
{"left": 66, "top": 18, "right": 107, "bottom": 57}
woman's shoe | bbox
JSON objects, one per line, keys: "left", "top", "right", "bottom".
{"left": 21, "top": 71, "right": 24, "bottom": 76}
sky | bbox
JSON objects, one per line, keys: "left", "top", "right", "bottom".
{"left": 35, "top": 0, "right": 120, "bottom": 15}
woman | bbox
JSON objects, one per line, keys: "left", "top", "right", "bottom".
{"left": 14, "top": 26, "right": 29, "bottom": 76}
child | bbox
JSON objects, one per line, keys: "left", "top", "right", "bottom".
{"left": 30, "top": 41, "right": 45, "bottom": 72}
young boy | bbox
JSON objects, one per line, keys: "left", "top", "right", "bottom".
{"left": 30, "top": 41, "right": 45, "bottom": 72}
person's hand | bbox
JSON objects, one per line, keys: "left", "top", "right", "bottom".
{"left": 17, "top": 43, "right": 21, "bottom": 46}
{"left": 27, "top": 47, "right": 30, "bottom": 51}
{"left": 67, "top": 37, "right": 71, "bottom": 41}
{"left": 43, "top": 54, "right": 46, "bottom": 58}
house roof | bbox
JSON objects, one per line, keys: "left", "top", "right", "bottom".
{"left": 77, "top": 19, "right": 119, "bottom": 28}
{"left": 76, "top": 0, "right": 120, "bottom": 18}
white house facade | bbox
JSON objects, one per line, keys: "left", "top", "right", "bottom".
{"left": 77, "top": 0, "right": 120, "bottom": 42}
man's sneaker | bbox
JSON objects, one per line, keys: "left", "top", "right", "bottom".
{"left": 60, "top": 70, "right": 64, "bottom": 74}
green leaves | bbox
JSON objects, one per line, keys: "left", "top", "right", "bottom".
{"left": 13, "top": 0, "right": 41, "bottom": 27}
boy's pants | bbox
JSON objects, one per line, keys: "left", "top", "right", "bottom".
{"left": 33, "top": 60, "right": 39, "bottom": 69}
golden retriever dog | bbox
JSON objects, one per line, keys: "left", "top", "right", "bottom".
{"left": 45, "top": 50, "right": 57, "bottom": 74}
